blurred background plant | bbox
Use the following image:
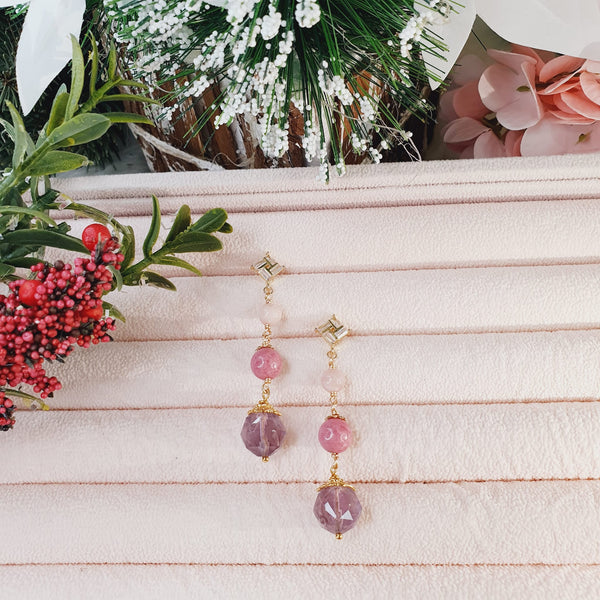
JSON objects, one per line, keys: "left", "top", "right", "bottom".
{"left": 0, "top": 1, "right": 126, "bottom": 168}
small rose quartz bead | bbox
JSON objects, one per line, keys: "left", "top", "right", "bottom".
{"left": 251, "top": 347, "right": 282, "bottom": 379}
{"left": 320, "top": 369, "right": 346, "bottom": 392}
{"left": 259, "top": 303, "right": 283, "bottom": 324}
{"left": 318, "top": 417, "right": 352, "bottom": 453}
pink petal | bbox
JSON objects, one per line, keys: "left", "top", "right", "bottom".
{"left": 443, "top": 117, "right": 490, "bottom": 144}
{"left": 583, "top": 60, "right": 600, "bottom": 74}
{"left": 548, "top": 110, "right": 596, "bottom": 125}
{"left": 539, "top": 55, "right": 585, "bottom": 83}
{"left": 453, "top": 81, "right": 489, "bottom": 120}
{"left": 521, "top": 116, "right": 600, "bottom": 156}
{"left": 460, "top": 145, "right": 475, "bottom": 159}
{"left": 510, "top": 44, "right": 545, "bottom": 74}
{"left": 479, "top": 64, "right": 524, "bottom": 111}
{"left": 539, "top": 94, "right": 558, "bottom": 109}
{"left": 452, "top": 54, "right": 488, "bottom": 86}
{"left": 561, "top": 90, "right": 600, "bottom": 119}
{"left": 473, "top": 130, "right": 506, "bottom": 158}
{"left": 438, "top": 89, "right": 459, "bottom": 123}
{"left": 538, "top": 74, "right": 579, "bottom": 95}
{"left": 553, "top": 94, "right": 582, "bottom": 115}
{"left": 580, "top": 71, "right": 600, "bottom": 105}
{"left": 504, "top": 129, "right": 524, "bottom": 157}
{"left": 484, "top": 61, "right": 543, "bottom": 130}
{"left": 487, "top": 49, "right": 536, "bottom": 73}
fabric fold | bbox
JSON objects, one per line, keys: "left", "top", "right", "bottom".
{"left": 2, "top": 481, "right": 600, "bottom": 564}
{"left": 5, "top": 403, "right": 600, "bottom": 484}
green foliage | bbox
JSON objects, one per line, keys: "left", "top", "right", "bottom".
{"left": 0, "top": 38, "right": 232, "bottom": 290}
{"left": 0, "top": 3, "right": 127, "bottom": 168}
{"left": 119, "top": 197, "right": 229, "bottom": 291}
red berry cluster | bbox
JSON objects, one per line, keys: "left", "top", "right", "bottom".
{"left": 0, "top": 393, "right": 15, "bottom": 431}
{"left": 0, "top": 224, "right": 123, "bottom": 430}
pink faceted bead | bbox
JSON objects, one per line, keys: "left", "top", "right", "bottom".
{"left": 318, "top": 417, "right": 352, "bottom": 453}
{"left": 251, "top": 347, "right": 282, "bottom": 380}
{"left": 321, "top": 369, "right": 346, "bottom": 392}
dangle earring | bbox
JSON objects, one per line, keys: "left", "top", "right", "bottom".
{"left": 240, "top": 254, "right": 287, "bottom": 462}
{"left": 313, "top": 316, "right": 362, "bottom": 538}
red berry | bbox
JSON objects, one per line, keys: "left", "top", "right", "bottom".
{"left": 81, "top": 224, "right": 111, "bottom": 252}
{"left": 82, "top": 306, "right": 103, "bottom": 321}
{"left": 18, "top": 280, "right": 40, "bottom": 306}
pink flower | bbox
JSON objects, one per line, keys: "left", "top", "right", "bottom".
{"left": 440, "top": 45, "right": 600, "bottom": 159}
{"left": 443, "top": 117, "right": 523, "bottom": 158}
{"left": 478, "top": 49, "right": 544, "bottom": 129}
{"left": 520, "top": 115, "right": 600, "bottom": 155}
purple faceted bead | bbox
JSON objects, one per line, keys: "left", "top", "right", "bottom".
{"left": 314, "top": 485, "right": 362, "bottom": 537}
{"left": 241, "top": 411, "right": 286, "bottom": 460}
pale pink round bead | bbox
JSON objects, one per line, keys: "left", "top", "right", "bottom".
{"left": 259, "top": 303, "right": 283, "bottom": 325}
{"left": 251, "top": 347, "right": 282, "bottom": 379}
{"left": 318, "top": 417, "right": 352, "bottom": 453}
{"left": 320, "top": 369, "right": 346, "bottom": 392}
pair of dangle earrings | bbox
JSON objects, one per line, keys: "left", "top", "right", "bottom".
{"left": 240, "top": 254, "right": 362, "bottom": 539}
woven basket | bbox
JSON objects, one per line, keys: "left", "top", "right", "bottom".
{"left": 120, "top": 78, "right": 435, "bottom": 173}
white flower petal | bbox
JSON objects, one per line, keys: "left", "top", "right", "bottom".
{"left": 425, "top": 0, "right": 476, "bottom": 89}
{"left": 16, "top": 0, "right": 85, "bottom": 115}
{"left": 0, "top": 1, "right": 27, "bottom": 6}
{"left": 476, "top": 0, "right": 600, "bottom": 61}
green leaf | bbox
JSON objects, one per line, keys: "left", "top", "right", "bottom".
{"left": 108, "top": 264, "right": 123, "bottom": 291}
{"left": 5, "top": 257, "right": 47, "bottom": 269}
{"left": 108, "top": 42, "right": 117, "bottom": 81}
{"left": 142, "top": 195, "right": 161, "bottom": 258}
{"left": 104, "top": 112, "right": 155, "bottom": 126}
{"left": 101, "top": 93, "right": 161, "bottom": 105}
{"left": 27, "top": 151, "right": 89, "bottom": 176}
{"left": 6, "top": 101, "right": 33, "bottom": 168}
{"left": 114, "top": 79, "right": 148, "bottom": 89}
{"left": 190, "top": 208, "right": 228, "bottom": 233}
{"left": 46, "top": 113, "right": 111, "bottom": 148}
{"left": 3, "top": 187, "right": 25, "bottom": 207}
{"left": 165, "top": 205, "right": 191, "bottom": 243}
{"left": 142, "top": 271, "right": 177, "bottom": 291}
{"left": 218, "top": 222, "right": 233, "bottom": 234}
{"left": 1, "top": 229, "right": 87, "bottom": 253}
{"left": 66, "top": 36, "right": 85, "bottom": 120}
{"left": 0, "top": 206, "right": 56, "bottom": 226}
{"left": 160, "top": 231, "right": 222, "bottom": 254}
{"left": 45, "top": 89, "right": 70, "bottom": 135}
{"left": 102, "top": 301, "right": 126, "bottom": 323}
{"left": 0, "top": 262, "right": 16, "bottom": 280}
{"left": 0, "top": 118, "right": 16, "bottom": 142}
{"left": 120, "top": 225, "right": 136, "bottom": 271}
{"left": 123, "top": 270, "right": 176, "bottom": 291}
{"left": 0, "top": 387, "right": 50, "bottom": 410}
{"left": 154, "top": 254, "right": 202, "bottom": 276}
{"left": 89, "top": 35, "right": 99, "bottom": 96}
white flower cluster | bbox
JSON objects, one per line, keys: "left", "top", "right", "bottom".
{"left": 295, "top": 0, "right": 320, "bottom": 28}
{"left": 398, "top": 0, "right": 449, "bottom": 59}
{"left": 107, "top": 0, "right": 420, "bottom": 179}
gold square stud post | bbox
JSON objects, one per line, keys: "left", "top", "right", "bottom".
{"left": 251, "top": 253, "right": 285, "bottom": 282}
{"left": 315, "top": 315, "right": 349, "bottom": 345}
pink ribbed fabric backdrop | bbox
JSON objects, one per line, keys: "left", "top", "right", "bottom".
{"left": 3, "top": 154, "right": 600, "bottom": 598}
